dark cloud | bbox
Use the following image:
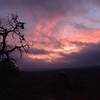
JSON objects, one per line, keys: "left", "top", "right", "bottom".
{"left": 0, "top": 0, "right": 88, "bottom": 19}
{"left": 62, "top": 43, "right": 100, "bottom": 67}
{"left": 28, "top": 48, "right": 49, "bottom": 55}
{"left": 68, "top": 41, "right": 92, "bottom": 47}
{"left": 18, "top": 43, "right": 100, "bottom": 70}
{"left": 73, "top": 23, "right": 97, "bottom": 31}
{"left": 93, "top": 0, "right": 100, "bottom": 5}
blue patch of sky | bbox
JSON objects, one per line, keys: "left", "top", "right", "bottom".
{"left": 70, "top": 4, "right": 100, "bottom": 29}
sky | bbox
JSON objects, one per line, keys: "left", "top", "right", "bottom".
{"left": 0, "top": 0, "right": 100, "bottom": 70}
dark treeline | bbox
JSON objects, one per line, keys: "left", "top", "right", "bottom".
{"left": 0, "top": 61, "right": 100, "bottom": 100}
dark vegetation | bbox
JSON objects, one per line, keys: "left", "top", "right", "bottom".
{"left": 0, "top": 63, "right": 100, "bottom": 100}
{"left": 0, "top": 15, "right": 100, "bottom": 100}
{"left": 19, "top": 68, "right": 100, "bottom": 100}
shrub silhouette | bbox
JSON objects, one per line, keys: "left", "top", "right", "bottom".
{"left": 0, "top": 60, "right": 20, "bottom": 99}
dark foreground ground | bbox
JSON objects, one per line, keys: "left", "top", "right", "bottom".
{"left": 0, "top": 67, "right": 100, "bottom": 100}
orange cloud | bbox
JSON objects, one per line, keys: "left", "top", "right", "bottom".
{"left": 28, "top": 53, "right": 62, "bottom": 63}
{"left": 27, "top": 17, "right": 100, "bottom": 62}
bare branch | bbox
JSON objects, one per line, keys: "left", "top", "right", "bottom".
{"left": 7, "top": 44, "right": 29, "bottom": 53}
{"left": 0, "top": 14, "right": 30, "bottom": 61}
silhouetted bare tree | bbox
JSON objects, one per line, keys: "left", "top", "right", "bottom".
{"left": 0, "top": 14, "right": 29, "bottom": 62}
{"left": 0, "top": 14, "right": 30, "bottom": 99}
